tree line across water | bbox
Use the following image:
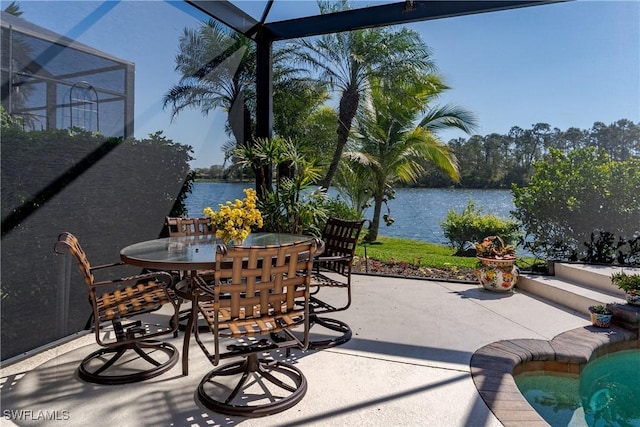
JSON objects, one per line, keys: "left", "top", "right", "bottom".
{"left": 418, "top": 119, "right": 640, "bottom": 188}
{"left": 195, "top": 119, "right": 639, "bottom": 190}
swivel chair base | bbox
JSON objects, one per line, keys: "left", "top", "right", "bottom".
{"left": 197, "top": 353, "right": 307, "bottom": 417}
{"left": 271, "top": 316, "right": 352, "bottom": 351}
{"left": 78, "top": 341, "right": 178, "bottom": 385}
{"left": 308, "top": 316, "right": 352, "bottom": 350}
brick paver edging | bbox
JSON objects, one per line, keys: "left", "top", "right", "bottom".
{"left": 470, "top": 326, "right": 639, "bottom": 426}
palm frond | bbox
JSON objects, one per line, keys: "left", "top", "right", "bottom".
{"left": 418, "top": 104, "right": 478, "bottom": 135}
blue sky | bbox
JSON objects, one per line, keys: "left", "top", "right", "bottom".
{"left": 16, "top": 1, "right": 640, "bottom": 168}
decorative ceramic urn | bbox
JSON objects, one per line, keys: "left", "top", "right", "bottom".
{"left": 475, "top": 257, "right": 519, "bottom": 292}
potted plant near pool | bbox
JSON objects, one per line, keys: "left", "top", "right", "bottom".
{"left": 474, "top": 235, "right": 519, "bottom": 292}
{"left": 611, "top": 271, "right": 640, "bottom": 306}
{"left": 588, "top": 304, "right": 613, "bottom": 327}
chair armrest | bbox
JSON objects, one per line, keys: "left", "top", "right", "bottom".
{"left": 92, "top": 271, "right": 174, "bottom": 288}
{"left": 89, "top": 261, "right": 124, "bottom": 272}
{"left": 193, "top": 275, "right": 216, "bottom": 297}
{"left": 314, "top": 255, "right": 352, "bottom": 263}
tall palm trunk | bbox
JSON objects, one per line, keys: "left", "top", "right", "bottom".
{"left": 367, "top": 190, "right": 384, "bottom": 242}
{"left": 231, "top": 99, "right": 267, "bottom": 198}
{"left": 321, "top": 85, "right": 359, "bottom": 189}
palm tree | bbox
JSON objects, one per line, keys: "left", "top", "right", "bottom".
{"left": 163, "top": 20, "right": 327, "bottom": 194}
{"left": 292, "top": 0, "right": 437, "bottom": 190}
{"left": 348, "top": 76, "right": 476, "bottom": 241}
{"left": 271, "top": 58, "right": 329, "bottom": 144}
{"left": 164, "top": 20, "right": 255, "bottom": 141}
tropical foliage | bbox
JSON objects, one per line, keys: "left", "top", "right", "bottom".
{"left": 474, "top": 236, "right": 516, "bottom": 259}
{"left": 163, "top": 20, "right": 255, "bottom": 145}
{"left": 3, "top": 1, "right": 22, "bottom": 16}
{"left": 163, "top": 19, "right": 327, "bottom": 194}
{"left": 512, "top": 147, "right": 640, "bottom": 265}
{"left": 232, "top": 136, "right": 358, "bottom": 236}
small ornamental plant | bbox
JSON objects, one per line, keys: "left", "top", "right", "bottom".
{"left": 611, "top": 271, "right": 640, "bottom": 306}
{"left": 588, "top": 304, "right": 613, "bottom": 327}
{"left": 588, "top": 304, "right": 612, "bottom": 315}
{"left": 474, "top": 236, "right": 516, "bottom": 260}
{"left": 203, "top": 188, "right": 263, "bottom": 244}
{"left": 611, "top": 271, "right": 640, "bottom": 293}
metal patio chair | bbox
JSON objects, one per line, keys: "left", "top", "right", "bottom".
{"left": 54, "top": 232, "right": 179, "bottom": 385}
{"left": 165, "top": 216, "right": 217, "bottom": 331}
{"left": 164, "top": 216, "right": 214, "bottom": 237}
{"left": 308, "top": 217, "right": 366, "bottom": 349}
{"left": 193, "top": 239, "right": 319, "bottom": 417}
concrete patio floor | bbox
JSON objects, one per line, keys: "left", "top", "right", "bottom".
{"left": 1, "top": 274, "right": 595, "bottom": 427}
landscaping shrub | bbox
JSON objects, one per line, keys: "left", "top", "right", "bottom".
{"left": 512, "top": 147, "right": 640, "bottom": 265}
{"left": 440, "top": 199, "right": 520, "bottom": 254}
{"left": 321, "top": 196, "right": 361, "bottom": 222}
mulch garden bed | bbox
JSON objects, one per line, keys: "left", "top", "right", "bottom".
{"left": 351, "top": 258, "right": 477, "bottom": 282}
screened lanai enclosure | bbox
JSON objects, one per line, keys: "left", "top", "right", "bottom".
{"left": 2, "top": 0, "right": 568, "bottom": 361}
{"left": 1, "top": 12, "right": 134, "bottom": 137}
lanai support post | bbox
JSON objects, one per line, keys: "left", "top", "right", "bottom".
{"left": 255, "top": 27, "right": 274, "bottom": 195}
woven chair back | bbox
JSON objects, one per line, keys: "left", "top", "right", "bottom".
{"left": 212, "top": 241, "right": 317, "bottom": 335}
{"left": 54, "top": 232, "right": 94, "bottom": 286}
{"left": 319, "top": 218, "right": 365, "bottom": 275}
{"left": 165, "top": 217, "right": 214, "bottom": 237}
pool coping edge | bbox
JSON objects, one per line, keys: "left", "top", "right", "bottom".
{"left": 470, "top": 326, "right": 639, "bottom": 427}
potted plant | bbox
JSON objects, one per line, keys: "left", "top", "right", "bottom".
{"left": 588, "top": 304, "right": 613, "bottom": 327}
{"left": 474, "top": 236, "right": 519, "bottom": 292}
{"left": 611, "top": 271, "right": 640, "bottom": 306}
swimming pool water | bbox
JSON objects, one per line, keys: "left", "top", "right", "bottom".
{"left": 516, "top": 374, "right": 581, "bottom": 426}
{"left": 515, "top": 349, "right": 640, "bottom": 427}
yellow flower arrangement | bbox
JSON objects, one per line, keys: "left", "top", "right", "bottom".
{"left": 203, "top": 188, "right": 263, "bottom": 244}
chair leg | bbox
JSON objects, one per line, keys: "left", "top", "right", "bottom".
{"left": 92, "top": 348, "right": 127, "bottom": 375}
{"left": 197, "top": 353, "right": 307, "bottom": 417}
{"left": 170, "top": 284, "right": 210, "bottom": 334}
{"left": 177, "top": 308, "right": 210, "bottom": 332}
{"left": 77, "top": 341, "right": 178, "bottom": 385}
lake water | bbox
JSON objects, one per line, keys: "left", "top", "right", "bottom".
{"left": 186, "top": 182, "right": 515, "bottom": 246}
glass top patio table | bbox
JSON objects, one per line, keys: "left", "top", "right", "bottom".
{"left": 120, "top": 233, "right": 316, "bottom": 271}
{"left": 120, "top": 232, "right": 319, "bottom": 376}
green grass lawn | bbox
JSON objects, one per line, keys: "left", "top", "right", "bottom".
{"left": 355, "top": 235, "right": 535, "bottom": 269}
